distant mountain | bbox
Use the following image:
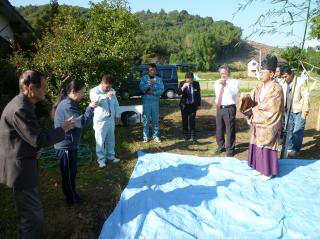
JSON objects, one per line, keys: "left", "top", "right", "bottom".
{"left": 218, "top": 40, "right": 278, "bottom": 68}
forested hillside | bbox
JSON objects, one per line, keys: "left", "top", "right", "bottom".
{"left": 17, "top": 5, "right": 244, "bottom": 71}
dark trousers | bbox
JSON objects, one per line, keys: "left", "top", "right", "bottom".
{"left": 181, "top": 104, "right": 197, "bottom": 138}
{"left": 56, "top": 149, "right": 78, "bottom": 204}
{"left": 216, "top": 106, "right": 236, "bottom": 153}
{"left": 13, "top": 187, "right": 44, "bottom": 239}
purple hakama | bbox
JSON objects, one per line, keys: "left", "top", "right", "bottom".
{"left": 244, "top": 81, "right": 284, "bottom": 177}
{"left": 248, "top": 144, "right": 279, "bottom": 176}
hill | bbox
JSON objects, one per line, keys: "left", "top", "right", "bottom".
{"left": 217, "top": 40, "right": 278, "bottom": 69}
{"left": 15, "top": 4, "right": 277, "bottom": 71}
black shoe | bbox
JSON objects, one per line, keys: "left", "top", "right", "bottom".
{"left": 66, "top": 194, "right": 83, "bottom": 206}
{"left": 214, "top": 148, "right": 225, "bottom": 156}
{"left": 66, "top": 199, "right": 74, "bottom": 206}
{"left": 226, "top": 151, "right": 235, "bottom": 157}
{"left": 74, "top": 194, "right": 83, "bottom": 204}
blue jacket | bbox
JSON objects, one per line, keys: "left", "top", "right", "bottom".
{"left": 139, "top": 75, "right": 164, "bottom": 101}
{"left": 54, "top": 98, "right": 94, "bottom": 150}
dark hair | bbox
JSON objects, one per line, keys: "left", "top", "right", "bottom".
{"left": 101, "top": 74, "right": 114, "bottom": 84}
{"left": 51, "top": 79, "right": 85, "bottom": 119}
{"left": 19, "top": 70, "right": 44, "bottom": 93}
{"left": 185, "top": 71, "right": 194, "bottom": 79}
{"left": 261, "top": 54, "right": 278, "bottom": 72}
{"left": 219, "top": 64, "right": 230, "bottom": 73}
{"left": 148, "top": 63, "right": 157, "bottom": 69}
{"left": 282, "top": 65, "right": 294, "bottom": 76}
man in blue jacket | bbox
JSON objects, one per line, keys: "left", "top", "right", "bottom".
{"left": 139, "top": 63, "right": 164, "bottom": 143}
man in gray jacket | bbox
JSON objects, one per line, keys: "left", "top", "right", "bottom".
{"left": 0, "top": 70, "right": 74, "bottom": 239}
{"left": 281, "top": 66, "right": 310, "bottom": 157}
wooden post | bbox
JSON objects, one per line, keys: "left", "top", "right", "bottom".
{"left": 317, "top": 106, "right": 320, "bottom": 131}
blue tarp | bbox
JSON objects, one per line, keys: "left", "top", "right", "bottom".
{"left": 99, "top": 152, "right": 320, "bottom": 239}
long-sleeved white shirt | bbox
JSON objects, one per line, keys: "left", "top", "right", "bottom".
{"left": 89, "top": 85, "right": 120, "bottom": 130}
{"left": 214, "top": 78, "right": 239, "bottom": 106}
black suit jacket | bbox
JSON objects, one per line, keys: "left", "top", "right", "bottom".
{"left": 178, "top": 81, "right": 201, "bottom": 109}
{"left": 0, "top": 94, "right": 65, "bottom": 189}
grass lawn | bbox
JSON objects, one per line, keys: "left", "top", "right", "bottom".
{"left": 1, "top": 85, "right": 320, "bottom": 238}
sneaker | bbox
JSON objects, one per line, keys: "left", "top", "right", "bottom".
{"left": 112, "top": 158, "right": 120, "bottom": 163}
{"left": 143, "top": 137, "right": 148, "bottom": 143}
{"left": 98, "top": 161, "right": 106, "bottom": 168}
{"left": 288, "top": 150, "right": 297, "bottom": 157}
{"left": 153, "top": 137, "right": 161, "bottom": 143}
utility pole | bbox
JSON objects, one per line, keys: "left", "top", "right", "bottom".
{"left": 259, "top": 48, "right": 262, "bottom": 71}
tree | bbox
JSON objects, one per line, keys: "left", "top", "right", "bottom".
{"left": 236, "top": 0, "right": 318, "bottom": 49}
{"left": 310, "top": 4, "right": 320, "bottom": 39}
{"left": 11, "top": 0, "right": 141, "bottom": 103}
{"left": 278, "top": 46, "right": 306, "bottom": 69}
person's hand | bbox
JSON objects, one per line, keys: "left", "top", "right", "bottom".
{"left": 61, "top": 116, "right": 75, "bottom": 132}
{"left": 115, "top": 117, "right": 121, "bottom": 125}
{"left": 148, "top": 79, "right": 156, "bottom": 85}
{"left": 246, "top": 116, "right": 253, "bottom": 126}
{"left": 89, "top": 100, "right": 99, "bottom": 109}
{"left": 36, "top": 149, "right": 43, "bottom": 159}
{"left": 182, "top": 82, "right": 189, "bottom": 90}
{"left": 106, "top": 91, "right": 113, "bottom": 99}
{"left": 219, "top": 79, "right": 226, "bottom": 85}
{"left": 243, "top": 108, "right": 253, "bottom": 118}
{"left": 146, "top": 89, "right": 154, "bottom": 95}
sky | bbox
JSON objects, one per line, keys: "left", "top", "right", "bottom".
{"left": 10, "top": 0, "right": 320, "bottom": 48}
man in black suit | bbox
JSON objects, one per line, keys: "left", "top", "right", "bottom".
{"left": 178, "top": 72, "right": 201, "bottom": 142}
{"left": 0, "top": 70, "right": 75, "bottom": 239}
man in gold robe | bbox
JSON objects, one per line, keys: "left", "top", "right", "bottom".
{"left": 243, "top": 55, "right": 284, "bottom": 180}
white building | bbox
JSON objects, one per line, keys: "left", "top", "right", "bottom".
{"left": 247, "top": 59, "right": 259, "bottom": 77}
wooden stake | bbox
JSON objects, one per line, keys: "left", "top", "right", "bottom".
{"left": 317, "top": 106, "right": 320, "bottom": 131}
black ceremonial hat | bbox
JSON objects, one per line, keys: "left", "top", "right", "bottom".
{"left": 261, "top": 54, "right": 278, "bottom": 72}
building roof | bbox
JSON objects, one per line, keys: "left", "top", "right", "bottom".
{"left": 248, "top": 59, "right": 258, "bottom": 65}
{"left": 0, "top": 0, "right": 34, "bottom": 38}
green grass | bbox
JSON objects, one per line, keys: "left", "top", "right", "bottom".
{"left": 178, "top": 71, "right": 248, "bottom": 81}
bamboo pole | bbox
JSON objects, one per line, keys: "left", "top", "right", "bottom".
{"left": 317, "top": 106, "right": 320, "bottom": 131}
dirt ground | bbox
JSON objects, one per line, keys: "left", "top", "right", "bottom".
{"left": 147, "top": 96, "right": 320, "bottom": 161}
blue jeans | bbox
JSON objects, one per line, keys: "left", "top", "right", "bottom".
{"left": 286, "top": 112, "right": 306, "bottom": 152}
{"left": 142, "top": 99, "right": 159, "bottom": 139}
